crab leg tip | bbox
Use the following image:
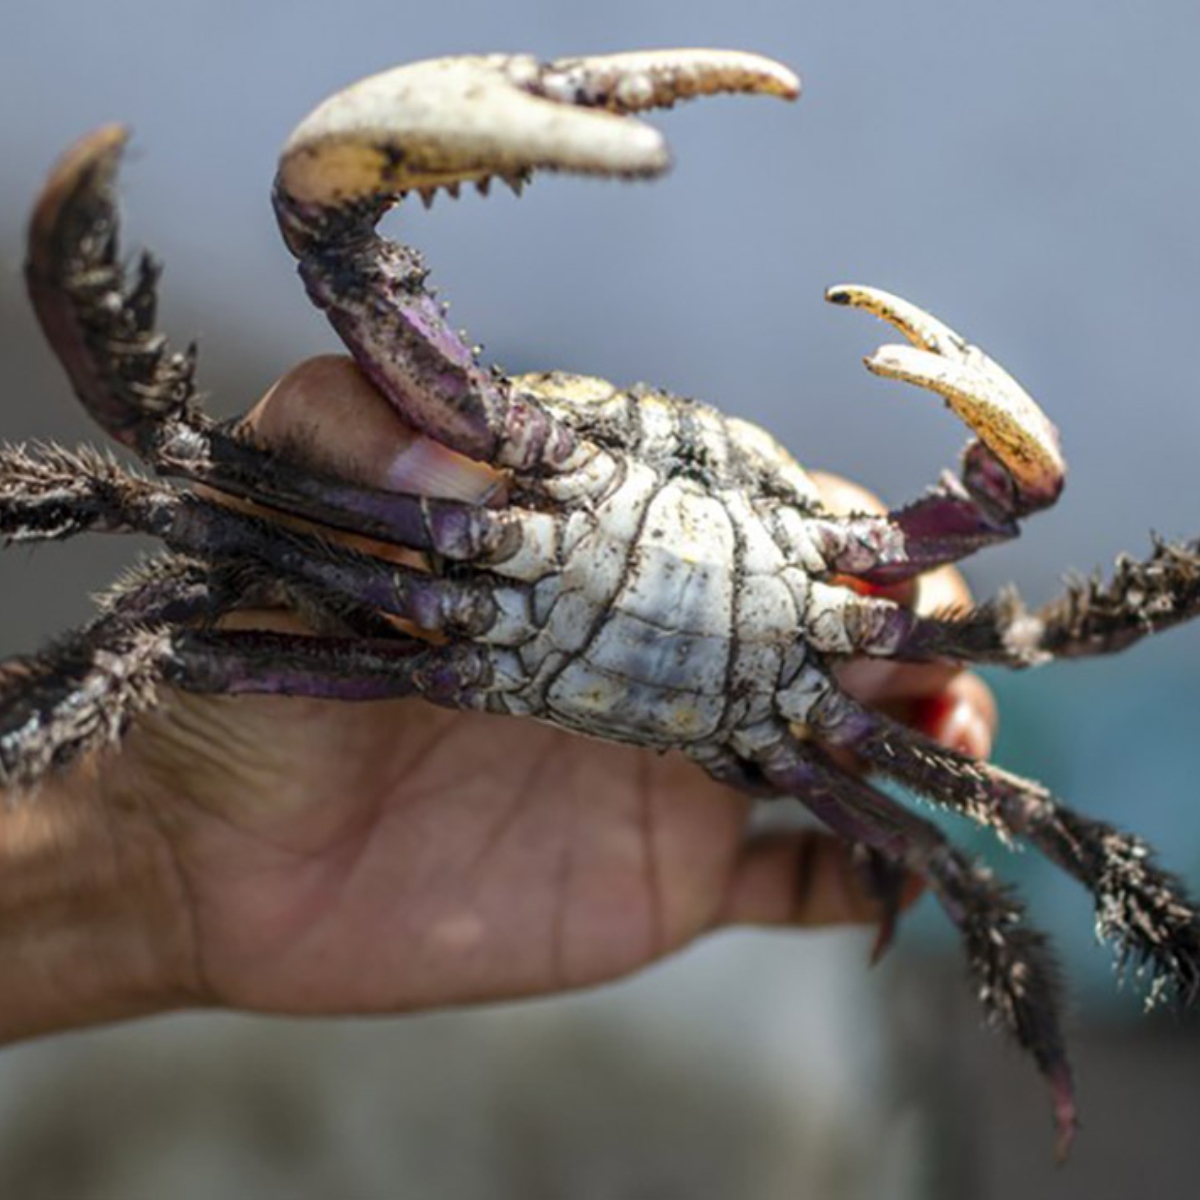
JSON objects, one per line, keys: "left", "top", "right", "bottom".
{"left": 1050, "top": 1065, "right": 1079, "bottom": 1164}
{"left": 28, "top": 124, "right": 131, "bottom": 273}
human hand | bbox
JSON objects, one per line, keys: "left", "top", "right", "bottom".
{"left": 0, "top": 356, "right": 995, "bottom": 1040}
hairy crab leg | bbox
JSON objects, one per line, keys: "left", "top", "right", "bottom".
{"left": 167, "top": 630, "right": 493, "bottom": 707}
{"left": 932, "top": 539, "right": 1200, "bottom": 665}
{"left": 0, "top": 621, "right": 493, "bottom": 791}
{"left": 818, "top": 286, "right": 1066, "bottom": 585}
{"left": 793, "top": 684, "right": 1200, "bottom": 1005}
{"left": 0, "top": 431, "right": 553, "bottom": 583}
{"left": 0, "top": 445, "right": 534, "bottom": 641}
{"left": 0, "top": 541, "right": 506, "bottom": 788}
{"left": 274, "top": 50, "right": 798, "bottom": 476}
{"left": 748, "top": 729, "right": 1077, "bottom": 1159}
{"left": 0, "top": 555, "right": 235, "bottom": 788}
{"left": 784, "top": 536, "right": 1200, "bottom": 669}
{"left": 783, "top": 580, "right": 1057, "bottom": 667}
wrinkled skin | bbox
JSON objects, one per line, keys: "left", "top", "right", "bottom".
{"left": 4, "top": 50, "right": 1200, "bottom": 1158}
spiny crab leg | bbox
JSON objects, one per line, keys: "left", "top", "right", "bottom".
{"left": 0, "top": 445, "right": 530, "bottom": 639}
{"left": 752, "top": 729, "right": 1077, "bottom": 1160}
{"left": 0, "top": 554, "right": 494, "bottom": 790}
{"left": 801, "top": 684, "right": 1200, "bottom": 1008}
{"left": 274, "top": 51, "right": 799, "bottom": 474}
{"left": 823, "top": 285, "right": 1066, "bottom": 585}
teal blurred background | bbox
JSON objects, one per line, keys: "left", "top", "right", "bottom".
{"left": 2, "top": 1, "right": 1199, "bottom": 1195}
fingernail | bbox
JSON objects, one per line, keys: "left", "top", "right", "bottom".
{"left": 939, "top": 696, "right": 993, "bottom": 759}
{"left": 910, "top": 692, "right": 992, "bottom": 759}
{"left": 382, "top": 437, "right": 506, "bottom": 504}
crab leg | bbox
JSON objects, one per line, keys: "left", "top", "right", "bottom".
{"left": 0, "top": 445, "right": 534, "bottom": 640}
{"left": 953, "top": 538, "right": 1200, "bottom": 664}
{"left": 795, "top": 684, "right": 1200, "bottom": 1005}
{"left": 786, "top": 580, "right": 1052, "bottom": 668}
{"left": 795, "top": 537, "right": 1200, "bottom": 671}
{"left": 273, "top": 50, "right": 799, "bottom": 475}
{"left": 25, "top": 127, "right": 201, "bottom": 453}
{"left": 0, "top": 618, "right": 492, "bottom": 791}
{"left": 748, "top": 729, "right": 1076, "bottom": 1159}
{"left": 0, "top": 430, "right": 535, "bottom": 575}
{"left": 168, "top": 630, "right": 493, "bottom": 706}
{"left": 0, "top": 555, "right": 232, "bottom": 789}
{"left": 820, "top": 286, "right": 1066, "bottom": 585}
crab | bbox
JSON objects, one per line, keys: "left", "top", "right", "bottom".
{"left": 3, "top": 47, "right": 1200, "bottom": 1157}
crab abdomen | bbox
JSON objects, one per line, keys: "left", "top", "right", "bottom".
{"left": 496, "top": 452, "right": 809, "bottom": 745}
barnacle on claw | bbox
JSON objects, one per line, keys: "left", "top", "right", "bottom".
{"left": 4, "top": 49, "right": 1200, "bottom": 1159}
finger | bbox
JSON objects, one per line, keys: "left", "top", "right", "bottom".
{"left": 901, "top": 669, "right": 996, "bottom": 760}
{"left": 247, "top": 354, "right": 502, "bottom": 502}
{"left": 809, "top": 469, "right": 998, "bottom": 754}
{"left": 715, "top": 828, "right": 923, "bottom": 930}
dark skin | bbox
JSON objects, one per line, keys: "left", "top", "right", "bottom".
{"left": 0, "top": 357, "right": 996, "bottom": 1041}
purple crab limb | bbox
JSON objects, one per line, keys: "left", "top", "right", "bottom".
{"left": 166, "top": 497, "right": 515, "bottom": 636}
{"left": 805, "top": 538, "right": 1200, "bottom": 671}
{"left": 168, "top": 629, "right": 494, "bottom": 707}
{"left": 752, "top": 729, "right": 1077, "bottom": 1160}
{"left": 0, "top": 444, "right": 524, "bottom": 639}
{"left": 0, "top": 617, "right": 491, "bottom": 790}
{"left": 806, "top": 498, "right": 1018, "bottom": 584}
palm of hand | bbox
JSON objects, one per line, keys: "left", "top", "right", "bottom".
{"left": 116, "top": 690, "right": 764, "bottom": 1014}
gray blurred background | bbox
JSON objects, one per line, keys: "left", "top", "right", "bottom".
{"left": 3, "top": 0, "right": 1200, "bottom": 1196}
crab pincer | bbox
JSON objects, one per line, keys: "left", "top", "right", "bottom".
{"left": 272, "top": 51, "right": 799, "bottom": 473}
{"left": 824, "top": 285, "right": 1065, "bottom": 584}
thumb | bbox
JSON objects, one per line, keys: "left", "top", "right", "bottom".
{"left": 245, "top": 355, "right": 500, "bottom": 503}
{"left": 715, "top": 828, "right": 922, "bottom": 931}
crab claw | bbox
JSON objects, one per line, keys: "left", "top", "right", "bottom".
{"left": 276, "top": 49, "right": 799, "bottom": 219}
{"left": 826, "top": 284, "right": 1065, "bottom": 516}
{"left": 271, "top": 51, "right": 798, "bottom": 475}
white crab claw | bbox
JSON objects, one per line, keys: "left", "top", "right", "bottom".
{"left": 278, "top": 50, "right": 799, "bottom": 209}
{"left": 826, "top": 283, "right": 1065, "bottom": 505}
